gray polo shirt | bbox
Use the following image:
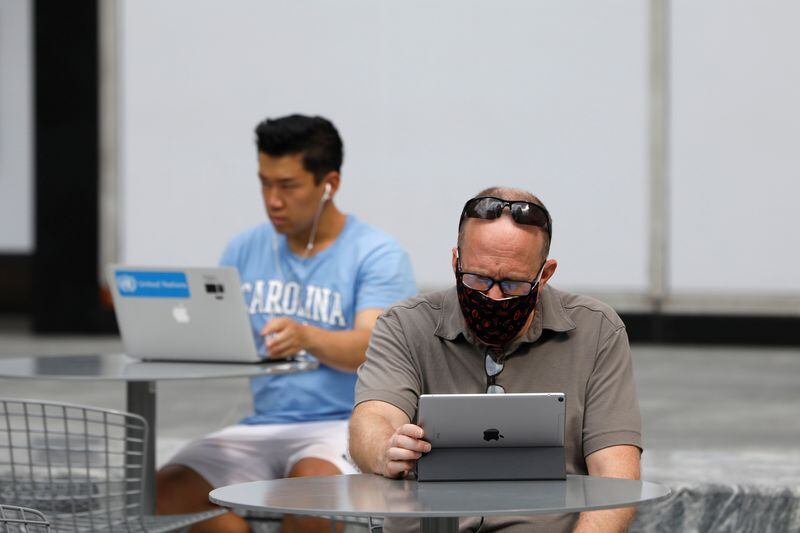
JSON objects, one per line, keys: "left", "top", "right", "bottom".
{"left": 355, "top": 284, "right": 642, "bottom": 532}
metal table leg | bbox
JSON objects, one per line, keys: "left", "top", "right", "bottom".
{"left": 421, "top": 517, "right": 459, "bottom": 533}
{"left": 127, "top": 380, "right": 157, "bottom": 514}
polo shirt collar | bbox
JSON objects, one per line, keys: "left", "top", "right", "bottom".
{"left": 434, "top": 284, "right": 576, "bottom": 344}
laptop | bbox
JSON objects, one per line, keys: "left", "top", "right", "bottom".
{"left": 417, "top": 392, "right": 565, "bottom": 448}
{"left": 107, "top": 265, "right": 266, "bottom": 363}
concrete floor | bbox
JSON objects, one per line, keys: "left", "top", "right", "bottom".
{"left": 1, "top": 318, "right": 799, "bottom": 488}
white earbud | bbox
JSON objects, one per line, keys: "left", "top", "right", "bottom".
{"left": 305, "top": 182, "right": 332, "bottom": 257}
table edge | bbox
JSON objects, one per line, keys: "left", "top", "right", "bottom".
{"left": 208, "top": 475, "right": 672, "bottom": 518}
{"left": 0, "top": 353, "right": 318, "bottom": 381}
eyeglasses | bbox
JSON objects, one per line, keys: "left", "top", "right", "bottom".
{"left": 460, "top": 196, "right": 552, "bottom": 240}
{"left": 485, "top": 350, "right": 505, "bottom": 394}
{"left": 457, "top": 250, "right": 545, "bottom": 297}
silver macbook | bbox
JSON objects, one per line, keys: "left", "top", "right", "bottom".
{"left": 417, "top": 393, "right": 565, "bottom": 448}
{"left": 107, "top": 265, "right": 265, "bottom": 363}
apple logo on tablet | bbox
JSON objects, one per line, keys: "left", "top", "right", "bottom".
{"left": 172, "top": 305, "right": 190, "bottom": 324}
{"left": 483, "top": 428, "right": 504, "bottom": 442}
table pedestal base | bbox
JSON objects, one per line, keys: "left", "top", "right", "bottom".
{"left": 127, "top": 380, "right": 156, "bottom": 514}
{"left": 421, "top": 517, "right": 458, "bottom": 533}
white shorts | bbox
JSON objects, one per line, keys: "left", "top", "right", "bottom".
{"left": 165, "top": 419, "right": 357, "bottom": 489}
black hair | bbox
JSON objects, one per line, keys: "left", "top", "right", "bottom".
{"left": 254, "top": 114, "right": 343, "bottom": 184}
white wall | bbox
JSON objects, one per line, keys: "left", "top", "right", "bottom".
{"left": 120, "top": 0, "right": 800, "bottom": 302}
{"left": 120, "top": 0, "right": 649, "bottom": 292}
{"left": 670, "top": 0, "right": 800, "bottom": 294}
{"left": 0, "top": 0, "right": 33, "bottom": 253}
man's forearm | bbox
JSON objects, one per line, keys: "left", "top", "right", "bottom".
{"left": 349, "top": 410, "right": 396, "bottom": 474}
{"left": 573, "top": 506, "right": 636, "bottom": 533}
{"left": 576, "top": 445, "right": 642, "bottom": 532}
{"left": 304, "top": 326, "right": 371, "bottom": 372}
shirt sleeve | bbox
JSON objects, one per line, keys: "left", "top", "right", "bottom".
{"left": 355, "top": 241, "right": 417, "bottom": 313}
{"left": 355, "top": 308, "right": 422, "bottom": 421}
{"left": 582, "top": 325, "right": 643, "bottom": 456}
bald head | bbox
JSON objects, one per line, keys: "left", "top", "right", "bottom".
{"left": 457, "top": 187, "right": 552, "bottom": 262}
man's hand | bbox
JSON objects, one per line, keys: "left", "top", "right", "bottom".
{"left": 257, "top": 309, "right": 381, "bottom": 370}
{"left": 261, "top": 317, "right": 308, "bottom": 359}
{"left": 379, "top": 423, "right": 432, "bottom": 479}
{"left": 350, "top": 401, "right": 431, "bottom": 479}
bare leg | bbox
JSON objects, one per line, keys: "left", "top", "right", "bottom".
{"left": 281, "top": 458, "right": 344, "bottom": 533}
{"left": 156, "top": 464, "right": 251, "bottom": 533}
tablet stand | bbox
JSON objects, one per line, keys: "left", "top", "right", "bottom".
{"left": 416, "top": 446, "right": 566, "bottom": 481}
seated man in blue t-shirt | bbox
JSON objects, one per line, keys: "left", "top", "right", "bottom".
{"left": 156, "top": 114, "right": 417, "bottom": 533}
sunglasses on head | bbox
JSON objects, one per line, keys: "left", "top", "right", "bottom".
{"left": 460, "top": 196, "right": 552, "bottom": 239}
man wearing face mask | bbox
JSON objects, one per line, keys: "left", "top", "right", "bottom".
{"left": 350, "top": 187, "right": 642, "bottom": 533}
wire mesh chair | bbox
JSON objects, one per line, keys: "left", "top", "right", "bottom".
{"left": 0, "top": 398, "right": 224, "bottom": 532}
{"left": 0, "top": 504, "right": 52, "bottom": 533}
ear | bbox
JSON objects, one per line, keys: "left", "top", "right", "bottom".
{"left": 539, "top": 258, "right": 558, "bottom": 289}
{"left": 322, "top": 171, "right": 341, "bottom": 198}
{"left": 451, "top": 247, "right": 459, "bottom": 273}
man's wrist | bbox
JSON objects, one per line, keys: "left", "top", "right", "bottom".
{"left": 301, "top": 323, "right": 320, "bottom": 353}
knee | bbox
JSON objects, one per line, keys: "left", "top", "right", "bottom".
{"left": 287, "top": 458, "right": 342, "bottom": 478}
{"left": 156, "top": 464, "right": 192, "bottom": 494}
{"left": 156, "top": 465, "right": 213, "bottom": 514}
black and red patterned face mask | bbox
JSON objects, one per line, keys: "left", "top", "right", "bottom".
{"left": 455, "top": 273, "right": 540, "bottom": 347}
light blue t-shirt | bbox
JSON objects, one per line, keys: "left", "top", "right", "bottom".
{"left": 220, "top": 215, "right": 417, "bottom": 424}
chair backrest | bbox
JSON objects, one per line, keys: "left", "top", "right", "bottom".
{"left": 0, "top": 398, "right": 148, "bottom": 531}
{"left": 0, "top": 503, "right": 52, "bottom": 533}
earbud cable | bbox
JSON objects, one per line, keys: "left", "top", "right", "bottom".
{"left": 303, "top": 191, "right": 328, "bottom": 258}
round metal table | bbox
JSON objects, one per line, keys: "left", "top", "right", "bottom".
{"left": 209, "top": 473, "right": 671, "bottom": 533}
{"left": 0, "top": 352, "right": 317, "bottom": 513}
